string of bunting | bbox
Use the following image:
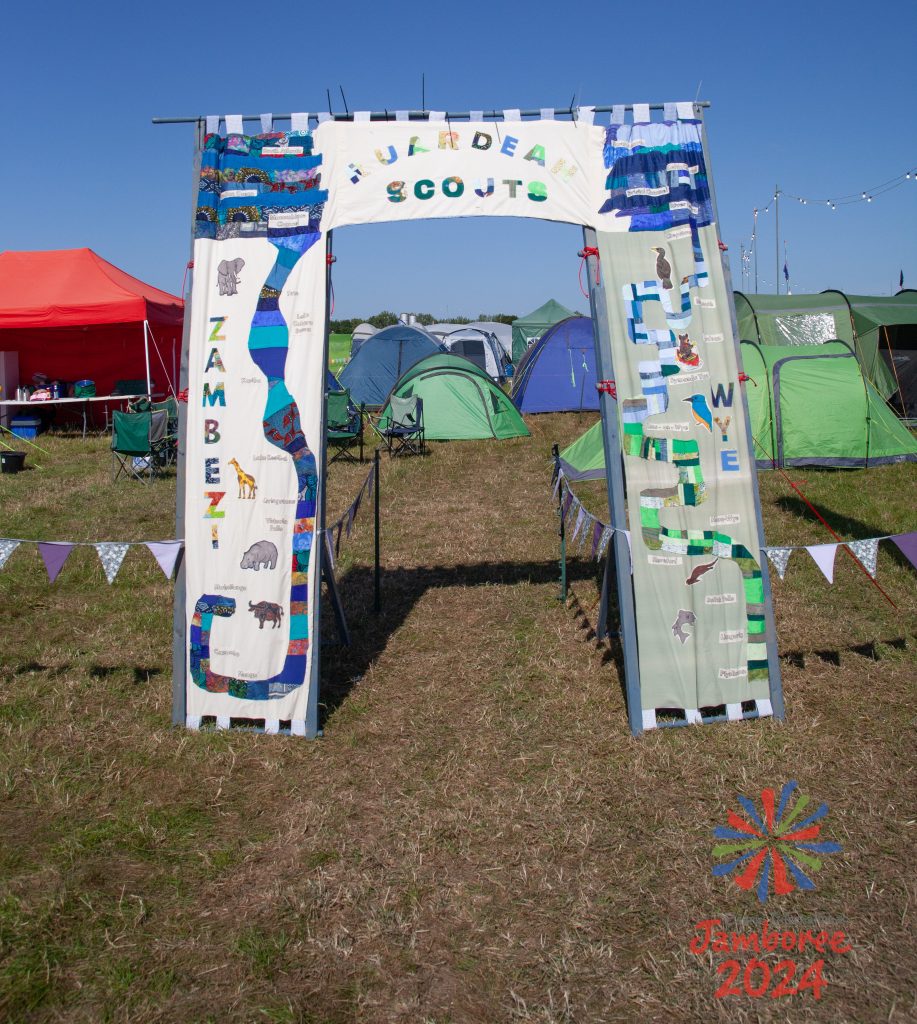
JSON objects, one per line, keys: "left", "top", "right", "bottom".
{"left": 0, "top": 538, "right": 183, "bottom": 584}
{"left": 553, "top": 469, "right": 631, "bottom": 571}
{"left": 323, "top": 460, "right": 377, "bottom": 570}
{"left": 762, "top": 533, "right": 917, "bottom": 584}
{"left": 552, "top": 470, "right": 917, "bottom": 585}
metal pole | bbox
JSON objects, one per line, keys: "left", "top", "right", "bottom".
{"left": 552, "top": 444, "right": 567, "bottom": 602}
{"left": 171, "top": 118, "right": 204, "bottom": 727}
{"left": 153, "top": 102, "right": 711, "bottom": 126}
{"left": 754, "top": 210, "right": 759, "bottom": 293}
{"left": 696, "top": 107, "right": 784, "bottom": 722}
{"left": 306, "top": 231, "right": 334, "bottom": 739}
{"left": 581, "top": 227, "right": 643, "bottom": 737}
{"left": 373, "top": 448, "right": 381, "bottom": 614}
{"left": 775, "top": 185, "right": 780, "bottom": 295}
{"left": 143, "top": 320, "right": 152, "bottom": 396}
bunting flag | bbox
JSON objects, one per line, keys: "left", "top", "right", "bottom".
{"left": 553, "top": 470, "right": 564, "bottom": 501}
{"left": 891, "top": 531, "right": 917, "bottom": 571}
{"left": 571, "top": 506, "right": 587, "bottom": 545}
{"left": 146, "top": 541, "right": 183, "bottom": 579}
{"left": 847, "top": 538, "right": 880, "bottom": 578}
{"left": 578, "top": 512, "right": 594, "bottom": 552}
{"left": 562, "top": 491, "right": 574, "bottom": 524}
{"left": 95, "top": 542, "right": 130, "bottom": 584}
{"left": 590, "top": 520, "right": 604, "bottom": 559}
{"left": 38, "top": 542, "right": 74, "bottom": 583}
{"left": 597, "top": 525, "right": 613, "bottom": 561}
{"left": 807, "top": 543, "right": 839, "bottom": 583}
{"left": 0, "top": 539, "right": 19, "bottom": 571}
{"left": 764, "top": 546, "right": 794, "bottom": 581}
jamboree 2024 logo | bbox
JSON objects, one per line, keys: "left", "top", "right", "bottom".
{"left": 691, "top": 781, "right": 848, "bottom": 1001}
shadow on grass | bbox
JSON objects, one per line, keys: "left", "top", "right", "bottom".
{"left": 775, "top": 495, "right": 914, "bottom": 570}
{"left": 319, "top": 557, "right": 599, "bottom": 726}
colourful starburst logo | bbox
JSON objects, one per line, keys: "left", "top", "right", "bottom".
{"left": 712, "top": 781, "right": 842, "bottom": 902}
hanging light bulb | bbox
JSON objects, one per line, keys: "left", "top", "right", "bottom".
{"left": 862, "top": 191, "right": 867, "bottom": 199}
{"left": 867, "top": 195, "right": 873, "bottom": 202}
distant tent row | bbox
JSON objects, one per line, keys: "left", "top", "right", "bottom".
{"left": 734, "top": 290, "right": 917, "bottom": 415}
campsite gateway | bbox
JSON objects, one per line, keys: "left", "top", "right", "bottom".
{"left": 0, "top": 13, "right": 914, "bottom": 1017}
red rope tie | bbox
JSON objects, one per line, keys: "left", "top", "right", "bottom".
{"left": 326, "top": 254, "right": 336, "bottom": 265}
{"left": 738, "top": 372, "right": 751, "bottom": 384}
{"left": 577, "top": 246, "right": 600, "bottom": 297}
{"left": 718, "top": 240, "right": 728, "bottom": 252}
{"left": 177, "top": 388, "right": 189, "bottom": 403}
{"left": 596, "top": 379, "right": 616, "bottom": 399}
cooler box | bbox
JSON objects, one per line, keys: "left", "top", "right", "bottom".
{"left": 10, "top": 416, "right": 43, "bottom": 439}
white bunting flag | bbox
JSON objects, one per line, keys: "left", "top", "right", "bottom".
{"left": 95, "top": 542, "right": 130, "bottom": 584}
{"left": 847, "top": 538, "right": 880, "bottom": 578}
{"left": 146, "top": 541, "right": 183, "bottom": 579}
{"left": 764, "top": 546, "right": 793, "bottom": 580}
{"left": 0, "top": 539, "right": 19, "bottom": 570}
{"left": 571, "top": 506, "right": 587, "bottom": 545}
{"left": 807, "top": 543, "right": 839, "bottom": 583}
{"left": 260, "top": 113, "right": 273, "bottom": 133}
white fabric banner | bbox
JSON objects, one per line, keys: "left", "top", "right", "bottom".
{"left": 317, "top": 119, "right": 604, "bottom": 230}
{"left": 184, "top": 128, "right": 327, "bottom": 727}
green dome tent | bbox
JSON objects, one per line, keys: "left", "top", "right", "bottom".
{"left": 741, "top": 341, "right": 917, "bottom": 468}
{"left": 378, "top": 354, "right": 530, "bottom": 442}
{"left": 511, "top": 298, "right": 576, "bottom": 364}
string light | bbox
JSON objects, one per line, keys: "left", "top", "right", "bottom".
{"left": 740, "top": 166, "right": 914, "bottom": 283}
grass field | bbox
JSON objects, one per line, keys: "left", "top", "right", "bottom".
{"left": 0, "top": 417, "right": 914, "bottom": 1023}
{"left": 329, "top": 334, "right": 351, "bottom": 376}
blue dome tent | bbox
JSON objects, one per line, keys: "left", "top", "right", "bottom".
{"left": 510, "top": 316, "right": 599, "bottom": 414}
{"left": 339, "top": 324, "right": 444, "bottom": 407}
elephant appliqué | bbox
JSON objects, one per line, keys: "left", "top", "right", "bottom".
{"left": 217, "top": 258, "right": 245, "bottom": 296}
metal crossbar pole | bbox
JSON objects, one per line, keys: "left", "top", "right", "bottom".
{"left": 153, "top": 103, "right": 710, "bottom": 126}
{"left": 373, "top": 448, "right": 381, "bottom": 614}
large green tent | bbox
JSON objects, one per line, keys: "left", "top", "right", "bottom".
{"left": 741, "top": 341, "right": 917, "bottom": 467}
{"left": 559, "top": 339, "right": 917, "bottom": 476}
{"left": 511, "top": 298, "right": 576, "bottom": 364}
{"left": 734, "top": 290, "right": 917, "bottom": 407}
{"left": 378, "top": 353, "right": 530, "bottom": 441}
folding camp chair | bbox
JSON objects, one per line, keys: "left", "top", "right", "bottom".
{"left": 111, "top": 409, "right": 169, "bottom": 483}
{"left": 379, "top": 395, "right": 425, "bottom": 458}
{"left": 327, "top": 389, "right": 364, "bottom": 464}
{"left": 150, "top": 396, "right": 179, "bottom": 467}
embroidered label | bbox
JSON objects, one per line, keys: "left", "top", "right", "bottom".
{"left": 653, "top": 422, "right": 691, "bottom": 433}
{"left": 665, "top": 225, "right": 693, "bottom": 242}
{"left": 709, "top": 513, "right": 741, "bottom": 525}
{"left": 703, "top": 332, "right": 724, "bottom": 344}
{"left": 718, "top": 667, "right": 748, "bottom": 680}
{"left": 261, "top": 146, "right": 304, "bottom": 156}
{"left": 693, "top": 297, "right": 717, "bottom": 309}
{"left": 719, "top": 630, "right": 746, "bottom": 644}
{"left": 649, "top": 554, "right": 683, "bottom": 566}
{"left": 705, "top": 593, "right": 737, "bottom": 605}
{"left": 268, "top": 211, "right": 311, "bottom": 228}
{"left": 670, "top": 371, "right": 710, "bottom": 386}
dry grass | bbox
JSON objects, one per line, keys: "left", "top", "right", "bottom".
{"left": 0, "top": 417, "right": 914, "bottom": 1023}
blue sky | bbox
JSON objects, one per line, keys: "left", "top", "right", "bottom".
{"left": 4, "top": 0, "right": 915, "bottom": 316}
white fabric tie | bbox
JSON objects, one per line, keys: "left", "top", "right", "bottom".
{"left": 225, "top": 114, "right": 244, "bottom": 134}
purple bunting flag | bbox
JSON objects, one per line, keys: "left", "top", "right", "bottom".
{"left": 891, "top": 531, "right": 917, "bottom": 571}
{"left": 590, "top": 519, "right": 604, "bottom": 559}
{"left": 39, "top": 542, "right": 74, "bottom": 583}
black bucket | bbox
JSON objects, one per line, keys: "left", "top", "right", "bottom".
{"left": 1, "top": 451, "right": 26, "bottom": 474}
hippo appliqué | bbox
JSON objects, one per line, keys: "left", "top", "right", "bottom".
{"left": 240, "top": 540, "right": 278, "bottom": 571}
{"left": 248, "top": 601, "right": 284, "bottom": 629}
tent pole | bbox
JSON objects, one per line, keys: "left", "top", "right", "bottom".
{"left": 882, "top": 324, "right": 908, "bottom": 416}
{"left": 697, "top": 105, "right": 785, "bottom": 722}
{"left": 153, "top": 102, "right": 711, "bottom": 126}
{"left": 172, "top": 119, "right": 204, "bottom": 728}
{"left": 581, "top": 226, "right": 642, "bottom": 737}
{"left": 143, "top": 320, "right": 152, "bottom": 396}
{"left": 306, "top": 230, "right": 335, "bottom": 739}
